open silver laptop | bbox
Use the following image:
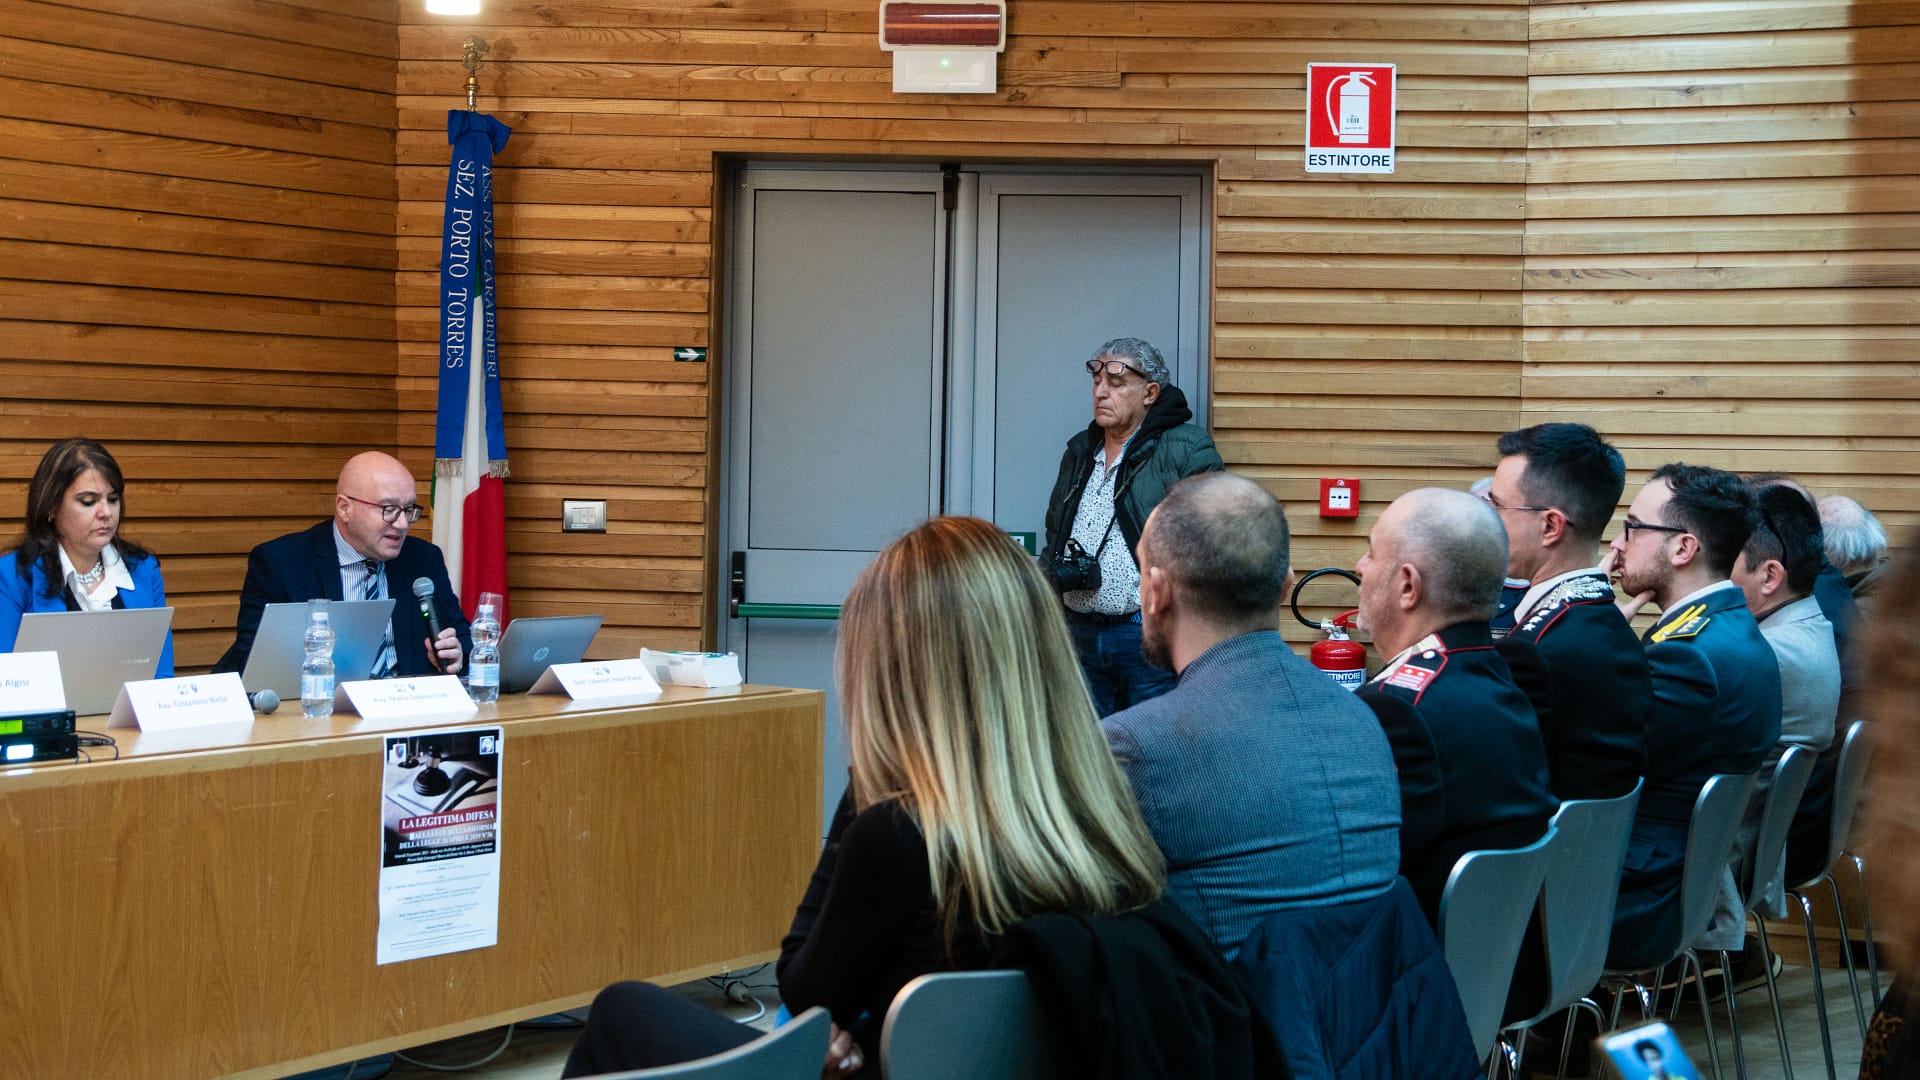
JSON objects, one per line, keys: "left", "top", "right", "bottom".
{"left": 15, "top": 608, "right": 174, "bottom": 716}
{"left": 241, "top": 599, "right": 395, "bottom": 699}
{"left": 498, "top": 614, "right": 603, "bottom": 693}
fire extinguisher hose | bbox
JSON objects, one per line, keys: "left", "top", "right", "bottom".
{"left": 1289, "top": 567, "right": 1362, "bottom": 630}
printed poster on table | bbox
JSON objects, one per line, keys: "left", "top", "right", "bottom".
{"left": 377, "top": 726, "right": 503, "bottom": 965}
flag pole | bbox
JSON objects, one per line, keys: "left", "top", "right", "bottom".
{"left": 461, "top": 37, "right": 489, "bottom": 111}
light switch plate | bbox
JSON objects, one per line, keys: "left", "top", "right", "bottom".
{"left": 562, "top": 499, "right": 607, "bottom": 533}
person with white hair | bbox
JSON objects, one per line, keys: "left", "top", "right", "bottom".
{"left": 1818, "top": 493, "right": 1891, "bottom": 620}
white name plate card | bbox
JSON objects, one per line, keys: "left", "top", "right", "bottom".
{"left": 108, "top": 672, "right": 253, "bottom": 731}
{"left": 0, "top": 652, "right": 67, "bottom": 716}
{"left": 337, "top": 676, "right": 479, "bottom": 721}
{"left": 527, "top": 658, "right": 663, "bottom": 701}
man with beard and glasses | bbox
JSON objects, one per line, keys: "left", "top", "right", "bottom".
{"left": 1601, "top": 463, "right": 1780, "bottom": 971}
{"left": 1100, "top": 472, "right": 1401, "bottom": 958}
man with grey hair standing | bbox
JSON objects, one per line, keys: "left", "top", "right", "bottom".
{"left": 1040, "top": 337, "right": 1223, "bottom": 715}
{"left": 1103, "top": 473, "right": 1402, "bottom": 958}
{"left": 1353, "top": 487, "right": 1558, "bottom": 925}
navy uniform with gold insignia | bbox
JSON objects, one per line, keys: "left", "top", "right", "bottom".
{"left": 1500, "top": 568, "right": 1651, "bottom": 802}
{"left": 1357, "top": 622, "right": 1558, "bottom": 924}
{"left": 1607, "top": 580, "right": 1782, "bottom": 970}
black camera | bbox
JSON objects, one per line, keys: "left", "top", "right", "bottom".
{"left": 1044, "top": 537, "right": 1103, "bottom": 593}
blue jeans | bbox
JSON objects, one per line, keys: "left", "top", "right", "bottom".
{"left": 1066, "top": 610, "right": 1177, "bottom": 718}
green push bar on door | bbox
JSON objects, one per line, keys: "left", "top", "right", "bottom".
{"left": 732, "top": 602, "right": 841, "bottom": 620}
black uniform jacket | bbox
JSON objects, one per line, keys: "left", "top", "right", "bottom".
{"left": 1357, "top": 621, "right": 1558, "bottom": 924}
{"left": 1500, "top": 569, "right": 1652, "bottom": 802}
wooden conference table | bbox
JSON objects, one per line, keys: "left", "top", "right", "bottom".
{"left": 0, "top": 684, "right": 825, "bottom": 1080}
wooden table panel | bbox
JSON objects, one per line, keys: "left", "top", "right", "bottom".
{"left": 0, "top": 685, "right": 823, "bottom": 1080}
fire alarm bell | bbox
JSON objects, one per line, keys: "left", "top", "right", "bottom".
{"left": 1320, "top": 478, "right": 1360, "bottom": 519}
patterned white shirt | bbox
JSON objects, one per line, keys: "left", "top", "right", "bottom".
{"left": 1063, "top": 438, "right": 1141, "bottom": 616}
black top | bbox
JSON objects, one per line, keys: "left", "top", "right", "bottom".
{"left": 1501, "top": 569, "right": 1651, "bottom": 802}
{"left": 777, "top": 792, "right": 991, "bottom": 1056}
{"left": 1358, "top": 621, "right": 1558, "bottom": 922}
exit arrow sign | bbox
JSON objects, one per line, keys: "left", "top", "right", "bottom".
{"left": 673, "top": 346, "right": 708, "bottom": 362}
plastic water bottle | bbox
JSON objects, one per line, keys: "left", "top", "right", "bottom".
{"left": 467, "top": 595, "right": 501, "bottom": 704}
{"left": 301, "top": 600, "right": 336, "bottom": 719}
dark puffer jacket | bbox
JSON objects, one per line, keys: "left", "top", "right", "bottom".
{"left": 1040, "top": 384, "right": 1224, "bottom": 568}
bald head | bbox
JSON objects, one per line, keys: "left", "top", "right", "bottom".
{"left": 1140, "top": 472, "right": 1291, "bottom": 629}
{"left": 1376, "top": 487, "right": 1510, "bottom": 623}
{"left": 334, "top": 451, "right": 419, "bottom": 561}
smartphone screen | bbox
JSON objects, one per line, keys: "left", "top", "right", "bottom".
{"left": 1596, "top": 1021, "right": 1702, "bottom": 1080}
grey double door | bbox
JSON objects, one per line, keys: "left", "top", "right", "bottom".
{"left": 719, "top": 164, "right": 1206, "bottom": 821}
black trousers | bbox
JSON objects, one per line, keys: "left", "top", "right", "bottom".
{"left": 561, "top": 981, "right": 759, "bottom": 1078}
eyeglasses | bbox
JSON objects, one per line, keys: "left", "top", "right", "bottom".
{"left": 1621, "top": 519, "right": 1687, "bottom": 542}
{"left": 1086, "top": 358, "right": 1150, "bottom": 381}
{"left": 1477, "top": 490, "right": 1552, "bottom": 513}
{"left": 343, "top": 494, "right": 424, "bottom": 524}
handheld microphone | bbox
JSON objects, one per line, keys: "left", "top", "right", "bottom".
{"left": 249, "top": 689, "right": 280, "bottom": 715}
{"left": 413, "top": 577, "right": 445, "bottom": 672}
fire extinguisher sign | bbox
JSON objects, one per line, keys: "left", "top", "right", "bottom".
{"left": 1305, "top": 63, "right": 1397, "bottom": 174}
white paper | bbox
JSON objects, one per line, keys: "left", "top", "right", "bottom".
{"left": 337, "top": 675, "right": 479, "bottom": 721}
{"left": 0, "top": 652, "right": 67, "bottom": 716}
{"left": 107, "top": 672, "right": 253, "bottom": 731}
{"left": 639, "top": 648, "right": 743, "bottom": 688}
{"left": 377, "top": 726, "right": 502, "bottom": 965}
{"left": 526, "top": 658, "right": 662, "bottom": 701}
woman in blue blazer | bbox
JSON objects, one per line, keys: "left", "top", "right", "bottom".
{"left": 1, "top": 438, "right": 173, "bottom": 676}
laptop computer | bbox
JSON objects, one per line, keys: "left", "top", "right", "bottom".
{"left": 15, "top": 608, "right": 175, "bottom": 716}
{"left": 498, "top": 614, "right": 604, "bottom": 693}
{"left": 241, "top": 599, "right": 396, "bottom": 699}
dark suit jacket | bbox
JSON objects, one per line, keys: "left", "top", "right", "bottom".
{"left": 1501, "top": 570, "right": 1651, "bottom": 802}
{"left": 214, "top": 521, "right": 472, "bottom": 677}
{"left": 1357, "top": 621, "right": 1557, "bottom": 925}
{"left": 1608, "top": 582, "right": 1781, "bottom": 969}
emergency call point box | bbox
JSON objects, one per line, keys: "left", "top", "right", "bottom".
{"left": 1320, "top": 478, "right": 1360, "bottom": 519}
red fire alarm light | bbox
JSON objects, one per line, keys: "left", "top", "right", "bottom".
{"left": 1320, "top": 478, "right": 1360, "bottom": 519}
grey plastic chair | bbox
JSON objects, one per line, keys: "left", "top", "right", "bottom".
{"left": 1438, "top": 825, "right": 1558, "bottom": 1068}
{"left": 1604, "top": 770, "right": 1759, "bottom": 1080}
{"left": 1504, "top": 780, "right": 1643, "bottom": 1080}
{"left": 880, "top": 970, "right": 1056, "bottom": 1080}
{"left": 589, "top": 1006, "right": 831, "bottom": 1079}
{"left": 1784, "top": 720, "right": 1877, "bottom": 1077}
{"left": 1721, "top": 746, "right": 1817, "bottom": 1080}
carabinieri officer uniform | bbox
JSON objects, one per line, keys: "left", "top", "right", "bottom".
{"left": 1501, "top": 568, "right": 1652, "bottom": 802}
{"left": 1357, "top": 622, "right": 1559, "bottom": 924}
{"left": 1608, "top": 579, "right": 1781, "bottom": 970}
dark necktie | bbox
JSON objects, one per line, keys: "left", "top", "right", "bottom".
{"left": 364, "top": 559, "right": 397, "bottom": 679}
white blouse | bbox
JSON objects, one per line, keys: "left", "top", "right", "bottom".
{"left": 57, "top": 543, "right": 134, "bottom": 611}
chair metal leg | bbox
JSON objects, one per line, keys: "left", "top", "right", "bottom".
{"left": 1755, "top": 920, "right": 1795, "bottom": 1080}
{"left": 1848, "top": 854, "right": 1882, "bottom": 1008}
{"left": 1820, "top": 874, "right": 1869, "bottom": 1036}
{"left": 1720, "top": 949, "right": 1749, "bottom": 1080}
{"left": 1688, "top": 951, "right": 1726, "bottom": 1080}
{"left": 1564, "top": 999, "right": 1606, "bottom": 1080}
{"left": 1795, "top": 892, "right": 1840, "bottom": 1080}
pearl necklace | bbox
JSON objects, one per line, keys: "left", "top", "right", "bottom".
{"left": 73, "top": 557, "right": 105, "bottom": 589}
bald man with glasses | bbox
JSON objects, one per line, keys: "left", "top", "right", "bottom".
{"left": 1599, "top": 462, "right": 1781, "bottom": 971}
{"left": 215, "top": 451, "right": 471, "bottom": 678}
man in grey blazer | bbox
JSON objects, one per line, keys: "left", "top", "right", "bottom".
{"left": 1102, "top": 473, "right": 1402, "bottom": 958}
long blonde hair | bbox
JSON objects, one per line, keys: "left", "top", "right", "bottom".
{"left": 836, "top": 516, "right": 1166, "bottom": 942}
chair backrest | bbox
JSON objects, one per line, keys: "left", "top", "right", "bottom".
{"left": 1529, "top": 780, "right": 1644, "bottom": 1022}
{"left": 1676, "top": 771, "right": 1760, "bottom": 951}
{"left": 1829, "top": 720, "right": 1874, "bottom": 860}
{"left": 1742, "top": 746, "right": 1817, "bottom": 918}
{"left": 1438, "top": 825, "right": 1557, "bottom": 1063}
{"left": 880, "top": 970, "right": 1055, "bottom": 1080}
{"left": 592, "top": 1006, "right": 831, "bottom": 1080}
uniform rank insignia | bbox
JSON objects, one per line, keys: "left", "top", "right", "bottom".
{"left": 1384, "top": 664, "right": 1435, "bottom": 692}
{"left": 1517, "top": 572, "right": 1617, "bottom": 634}
{"left": 1650, "top": 603, "right": 1711, "bottom": 642}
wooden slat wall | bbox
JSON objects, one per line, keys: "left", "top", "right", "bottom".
{"left": 391, "top": 0, "right": 1536, "bottom": 651}
{"left": 4, "top": 1, "right": 1913, "bottom": 663}
{"left": 1524, "top": 0, "right": 1920, "bottom": 554}
{"left": 0, "top": 0, "right": 400, "bottom": 667}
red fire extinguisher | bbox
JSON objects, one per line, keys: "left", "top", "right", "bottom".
{"left": 1291, "top": 567, "right": 1366, "bottom": 691}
